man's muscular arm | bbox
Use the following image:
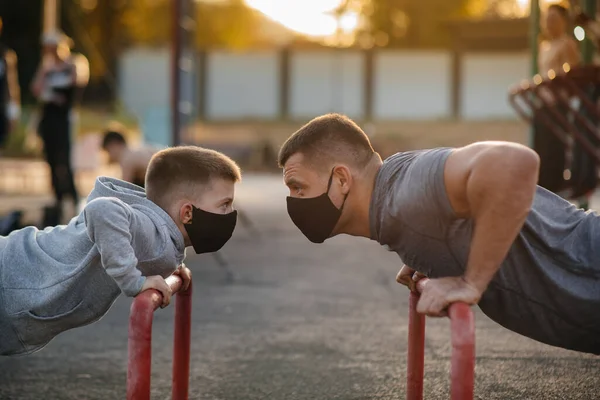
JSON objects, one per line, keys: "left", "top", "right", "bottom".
{"left": 416, "top": 142, "right": 539, "bottom": 316}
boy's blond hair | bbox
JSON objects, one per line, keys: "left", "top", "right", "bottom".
{"left": 145, "top": 146, "right": 241, "bottom": 209}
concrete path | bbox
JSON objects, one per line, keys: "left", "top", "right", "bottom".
{"left": 0, "top": 174, "right": 598, "bottom": 400}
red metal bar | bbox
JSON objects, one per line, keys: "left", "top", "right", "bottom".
{"left": 449, "top": 303, "right": 475, "bottom": 400}
{"left": 127, "top": 275, "right": 192, "bottom": 400}
{"left": 407, "top": 279, "right": 475, "bottom": 400}
{"left": 407, "top": 291, "right": 425, "bottom": 400}
{"left": 172, "top": 281, "right": 193, "bottom": 399}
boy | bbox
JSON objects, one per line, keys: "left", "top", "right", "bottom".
{"left": 0, "top": 146, "right": 241, "bottom": 356}
{"left": 101, "top": 126, "right": 159, "bottom": 188}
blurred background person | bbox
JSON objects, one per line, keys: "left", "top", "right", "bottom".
{"left": 534, "top": 3, "right": 581, "bottom": 195}
{"left": 101, "top": 124, "right": 159, "bottom": 188}
{"left": 0, "top": 16, "right": 21, "bottom": 154}
{"left": 30, "top": 31, "right": 81, "bottom": 221}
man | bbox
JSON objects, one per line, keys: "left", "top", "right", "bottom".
{"left": 278, "top": 113, "right": 600, "bottom": 355}
{"left": 101, "top": 127, "right": 159, "bottom": 188}
{"left": 0, "top": 17, "right": 21, "bottom": 150}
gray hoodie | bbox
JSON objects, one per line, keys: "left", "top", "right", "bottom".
{"left": 0, "top": 177, "right": 186, "bottom": 356}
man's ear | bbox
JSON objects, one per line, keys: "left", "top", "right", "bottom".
{"left": 179, "top": 203, "right": 194, "bottom": 225}
{"left": 333, "top": 165, "right": 353, "bottom": 195}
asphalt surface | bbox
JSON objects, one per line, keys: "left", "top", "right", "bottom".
{"left": 0, "top": 174, "right": 599, "bottom": 400}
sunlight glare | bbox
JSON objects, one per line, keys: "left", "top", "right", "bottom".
{"left": 244, "top": 0, "right": 359, "bottom": 37}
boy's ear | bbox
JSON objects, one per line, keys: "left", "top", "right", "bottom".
{"left": 179, "top": 203, "right": 193, "bottom": 225}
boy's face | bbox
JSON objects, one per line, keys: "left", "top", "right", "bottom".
{"left": 192, "top": 178, "right": 235, "bottom": 215}
{"left": 178, "top": 177, "right": 237, "bottom": 251}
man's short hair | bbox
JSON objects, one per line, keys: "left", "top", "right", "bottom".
{"left": 102, "top": 131, "right": 127, "bottom": 149}
{"left": 146, "top": 146, "right": 241, "bottom": 209}
{"left": 278, "top": 113, "right": 375, "bottom": 170}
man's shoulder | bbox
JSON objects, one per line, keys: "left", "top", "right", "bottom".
{"left": 380, "top": 148, "right": 453, "bottom": 183}
{"left": 375, "top": 147, "right": 456, "bottom": 230}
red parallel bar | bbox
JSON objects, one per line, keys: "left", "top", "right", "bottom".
{"left": 127, "top": 275, "right": 191, "bottom": 400}
{"left": 407, "top": 279, "right": 475, "bottom": 400}
{"left": 407, "top": 290, "right": 425, "bottom": 400}
{"left": 172, "top": 281, "right": 193, "bottom": 400}
{"left": 448, "top": 303, "right": 475, "bottom": 400}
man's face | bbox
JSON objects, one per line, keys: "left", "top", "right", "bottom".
{"left": 192, "top": 178, "right": 236, "bottom": 215}
{"left": 283, "top": 152, "right": 350, "bottom": 241}
{"left": 283, "top": 153, "right": 331, "bottom": 199}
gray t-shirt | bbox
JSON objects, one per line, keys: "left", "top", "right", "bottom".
{"left": 369, "top": 148, "right": 600, "bottom": 354}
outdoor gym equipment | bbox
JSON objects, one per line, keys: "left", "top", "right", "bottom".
{"left": 406, "top": 279, "right": 475, "bottom": 400}
{"left": 508, "top": 64, "right": 600, "bottom": 165}
{"left": 127, "top": 275, "right": 193, "bottom": 400}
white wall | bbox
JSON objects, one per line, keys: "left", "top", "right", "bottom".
{"left": 119, "top": 47, "right": 529, "bottom": 122}
{"left": 206, "top": 51, "right": 280, "bottom": 120}
{"left": 373, "top": 51, "right": 452, "bottom": 120}
{"left": 460, "top": 52, "right": 530, "bottom": 120}
{"left": 119, "top": 48, "right": 170, "bottom": 117}
{"left": 289, "top": 50, "right": 365, "bottom": 119}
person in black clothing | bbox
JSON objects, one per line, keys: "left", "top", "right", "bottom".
{"left": 30, "top": 32, "right": 79, "bottom": 215}
{"left": 0, "top": 17, "right": 21, "bottom": 151}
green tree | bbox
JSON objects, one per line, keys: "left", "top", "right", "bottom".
{"left": 357, "top": 0, "right": 509, "bottom": 49}
{"left": 117, "top": 0, "right": 262, "bottom": 49}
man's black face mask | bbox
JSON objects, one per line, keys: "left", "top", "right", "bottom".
{"left": 286, "top": 168, "right": 348, "bottom": 244}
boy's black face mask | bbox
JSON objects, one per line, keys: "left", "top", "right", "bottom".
{"left": 184, "top": 206, "right": 237, "bottom": 254}
{"left": 286, "top": 169, "right": 348, "bottom": 244}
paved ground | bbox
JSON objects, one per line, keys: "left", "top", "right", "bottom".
{"left": 0, "top": 174, "right": 599, "bottom": 400}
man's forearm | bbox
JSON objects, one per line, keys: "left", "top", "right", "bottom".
{"left": 463, "top": 149, "right": 539, "bottom": 293}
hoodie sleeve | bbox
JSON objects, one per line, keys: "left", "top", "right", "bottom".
{"left": 83, "top": 197, "right": 145, "bottom": 297}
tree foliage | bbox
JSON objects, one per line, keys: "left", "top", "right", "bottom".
{"left": 355, "top": 0, "right": 472, "bottom": 48}
{"left": 117, "top": 0, "right": 263, "bottom": 49}
{"left": 355, "top": 0, "right": 529, "bottom": 48}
